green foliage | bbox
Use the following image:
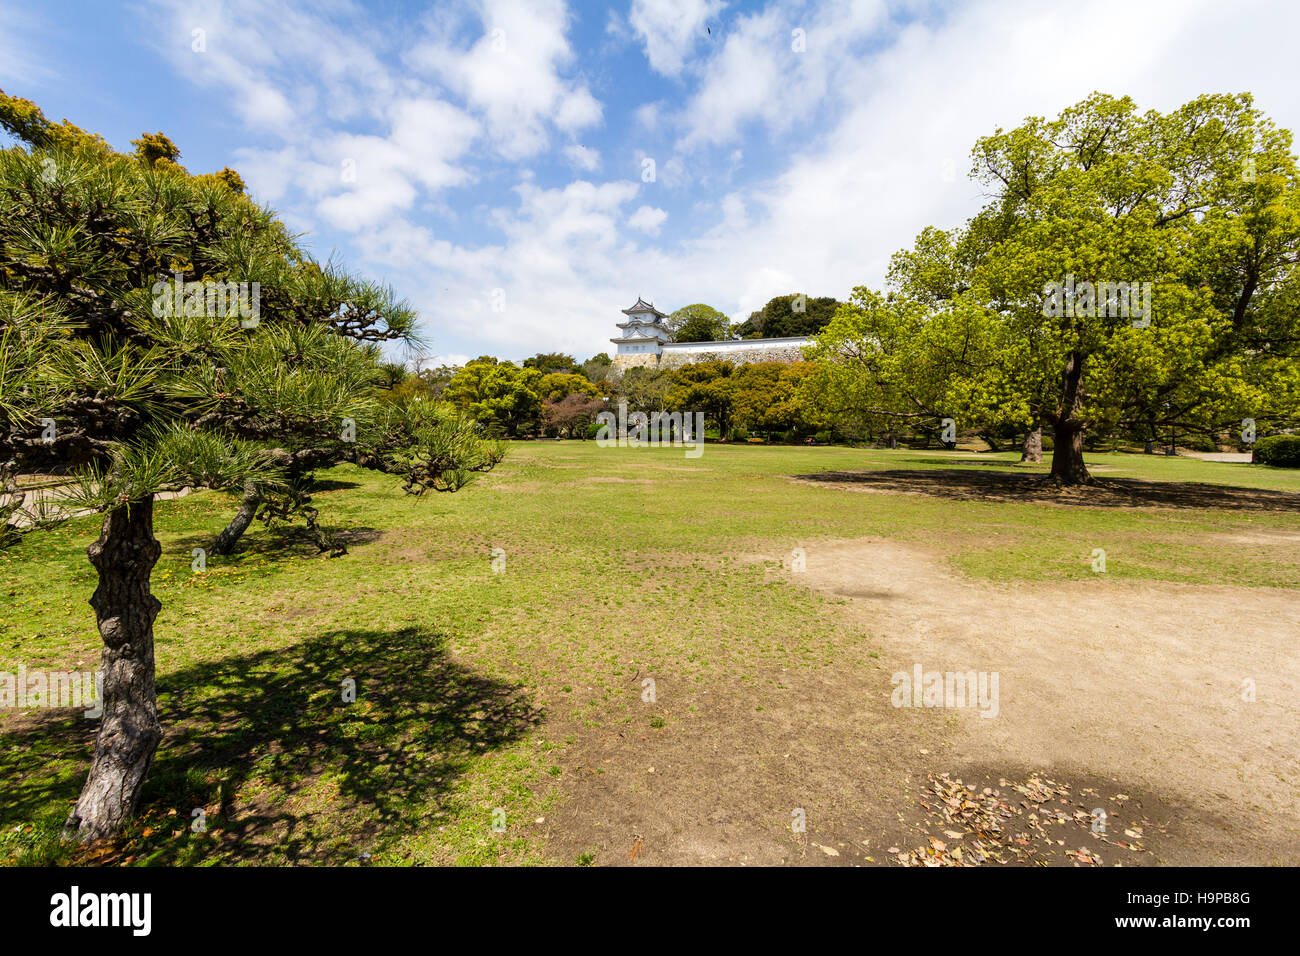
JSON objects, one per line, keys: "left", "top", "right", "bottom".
{"left": 360, "top": 399, "right": 505, "bottom": 493}
{"left": 1253, "top": 434, "right": 1300, "bottom": 466}
{"left": 806, "top": 92, "right": 1300, "bottom": 478}
{"left": 579, "top": 352, "right": 613, "bottom": 383}
{"left": 131, "top": 131, "right": 182, "bottom": 169}
{"left": 734, "top": 294, "right": 843, "bottom": 339}
{"left": 1, "top": 94, "right": 496, "bottom": 541}
{"left": 522, "top": 352, "right": 577, "bottom": 374}
{"left": 730, "top": 361, "right": 818, "bottom": 438}
{"left": 614, "top": 365, "right": 673, "bottom": 410}
{"left": 538, "top": 371, "right": 600, "bottom": 403}
{"left": 444, "top": 358, "right": 543, "bottom": 437}
{"left": 0, "top": 88, "right": 111, "bottom": 155}
{"left": 666, "top": 360, "right": 737, "bottom": 436}
{"left": 386, "top": 363, "right": 457, "bottom": 404}
{"left": 668, "top": 303, "right": 731, "bottom": 342}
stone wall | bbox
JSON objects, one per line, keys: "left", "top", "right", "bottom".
{"left": 658, "top": 340, "right": 810, "bottom": 369}
{"left": 612, "top": 336, "right": 812, "bottom": 375}
{"left": 612, "top": 351, "right": 662, "bottom": 372}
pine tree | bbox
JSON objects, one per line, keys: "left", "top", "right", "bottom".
{"left": 0, "top": 91, "right": 503, "bottom": 840}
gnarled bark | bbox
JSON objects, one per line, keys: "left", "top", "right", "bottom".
{"left": 63, "top": 496, "right": 163, "bottom": 842}
{"left": 208, "top": 481, "right": 261, "bottom": 555}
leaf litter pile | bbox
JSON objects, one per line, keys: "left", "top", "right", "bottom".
{"left": 892, "top": 773, "right": 1165, "bottom": 867}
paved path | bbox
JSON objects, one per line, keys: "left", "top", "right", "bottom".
{"left": 6, "top": 485, "right": 194, "bottom": 529}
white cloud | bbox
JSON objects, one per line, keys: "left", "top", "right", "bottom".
{"left": 627, "top": 204, "right": 668, "bottom": 235}
{"left": 421, "top": 353, "right": 471, "bottom": 369}
{"left": 143, "top": 0, "right": 396, "bottom": 130}
{"left": 629, "top": 0, "right": 726, "bottom": 76}
{"left": 635, "top": 102, "right": 662, "bottom": 132}
{"left": 408, "top": 0, "right": 602, "bottom": 160}
{"left": 141, "top": 2, "right": 486, "bottom": 233}
{"left": 674, "top": 0, "right": 888, "bottom": 151}
{"left": 124, "top": 0, "right": 1300, "bottom": 366}
{"left": 564, "top": 143, "right": 602, "bottom": 171}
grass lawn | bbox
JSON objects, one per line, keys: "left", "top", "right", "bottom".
{"left": 3, "top": 442, "right": 1298, "bottom": 865}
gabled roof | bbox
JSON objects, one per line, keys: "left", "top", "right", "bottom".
{"left": 622, "top": 296, "right": 666, "bottom": 318}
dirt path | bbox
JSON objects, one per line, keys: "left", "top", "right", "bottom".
{"left": 789, "top": 537, "right": 1300, "bottom": 864}
{"left": 543, "top": 537, "right": 1299, "bottom": 866}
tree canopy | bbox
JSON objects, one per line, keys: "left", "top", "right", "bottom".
{"left": 668, "top": 303, "right": 731, "bottom": 342}
{"left": 444, "top": 358, "right": 543, "bottom": 437}
{"left": 522, "top": 352, "right": 577, "bottom": 374}
{"left": 806, "top": 92, "right": 1300, "bottom": 481}
{"left": 734, "top": 294, "right": 843, "bottom": 339}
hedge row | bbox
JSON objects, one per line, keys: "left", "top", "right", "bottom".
{"left": 1253, "top": 434, "right": 1300, "bottom": 467}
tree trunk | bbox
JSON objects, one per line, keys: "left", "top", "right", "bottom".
{"left": 1020, "top": 426, "right": 1043, "bottom": 463}
{"left": 209, "top": 481, "right": 261, "bottom": 555}
{"left": 1048, "top": 351, "right": 1090, "bottom": 484}
{"left": 1049, "top": 420, "right": 1089, "bottom": 483}
{"left": 64, "top": 497, "right": 164, "bottom": 842}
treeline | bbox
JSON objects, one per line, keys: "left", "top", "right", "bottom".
{"left": 410, "top": 89, "right": 1300, "bottom": 475}
{"left": 390, "top": 353, "right": 828, "bottom": 442}
{"left": 664, "top": 295, "right": 843, "bottom": 343}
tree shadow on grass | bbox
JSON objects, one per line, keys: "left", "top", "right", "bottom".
{"left": 172, "top": 525, "right": 385, "bottom": 560}
{"left": 794, "top": 468, "right": 1300, "bottom": 511}
{"left": 0, "top": 626, "right": 543, "bottom": 864}
{"left": 306, "top": 479, "right": 362, "bottom": 492}
{"left": 887, "top": 456, "right": 1041, "bottom": 468}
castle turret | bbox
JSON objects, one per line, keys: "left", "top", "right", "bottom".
{"left": 611, "top": 297, "right": 669, "bottom": 371}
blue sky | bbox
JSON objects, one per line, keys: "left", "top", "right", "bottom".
{"left": 3, "top": 0, "right": 1299, "bottom": 366}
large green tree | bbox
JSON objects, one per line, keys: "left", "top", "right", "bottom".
{"left": 666, "top": 361, "right": 737, "bottom": 438}
{"left": 734, "top": 294, "right": 843, "bottom": 339}
{"left": 444, "top": 357, "right": 543, "bottom": 436}
{"left": 810, "top": 92, "right": 1300, "bottom": 483}
{"left": 522, "top": 352, "right": 577, "bottom": 375}
{"left": 731, "top": 361, "right": 818, "bottom": 439}
{"left": 667, "top": 303, "right": 731, "bottom": 342}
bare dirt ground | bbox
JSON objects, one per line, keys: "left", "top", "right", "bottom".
{"left": 787, "top": 537, "right": 1300, "bottom": 865}
{"left": 543, "top": 503, "right": 1299, "bottom": 866}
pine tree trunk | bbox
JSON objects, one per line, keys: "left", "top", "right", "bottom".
{"left": 209, "top": 481, "right": 261, "bottom": 555}
{"left": 63, "top": 497, "right": 163, "bottom": 842}
{"left": 1020, "top": 426, "right": 1043, "bottom": 463}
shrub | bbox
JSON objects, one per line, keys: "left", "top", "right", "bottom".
{"left": 1253, "top": 434, "right": 1300, "bottom": 467}
{"left": 730, "top": 427, "right": 750, "bottom": 442}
